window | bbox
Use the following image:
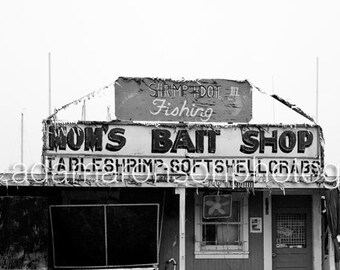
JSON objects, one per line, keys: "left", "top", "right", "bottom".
{"left": 275, "top": 213, "right": 307, "bottom": 248}
{"left": 50, "top": 204, "right": 159, "bottom": 268}
{"left": 195, "top": 192, "right": 249, "bottom": 259}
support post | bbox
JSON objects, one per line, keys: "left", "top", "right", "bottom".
{"left": 312, "top": 193, "right": 322, "bottom": 270}
{"left": 175, "top": 187, "right": 186, "bottom": 270}
{"left": 263, "top": 191, "right": 272, "bottom": 270}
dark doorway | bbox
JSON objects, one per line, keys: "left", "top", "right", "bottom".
{"left": 272, "top": 195, "right": 312, "bottom": 270}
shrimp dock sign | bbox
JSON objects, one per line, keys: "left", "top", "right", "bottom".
{"left": 115, "top": 77, "right": 252, "bottom": 123}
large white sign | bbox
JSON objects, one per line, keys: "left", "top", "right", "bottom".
{"left": 44, "top": 123, "right": 320, "bottom": 158}
{"left": 43, "top": 122, "right": 322, "bottom": 181}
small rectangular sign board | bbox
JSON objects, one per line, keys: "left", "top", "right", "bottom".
{"left": 115, "top": 77, "right": 252, "bottom": 123}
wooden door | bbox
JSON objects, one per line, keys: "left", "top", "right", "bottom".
{"left": 272, "top": 195, "right": 312, "bottom": 270}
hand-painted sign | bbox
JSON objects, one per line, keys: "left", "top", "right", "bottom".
{"left": 43, "top": 122, "right": 322, "bottom": 183}
{"left": 45, "top": 123, "right": 319, "bottom": 158}
{"left": 115, "top": 77, "right": 252, "bottom": 123}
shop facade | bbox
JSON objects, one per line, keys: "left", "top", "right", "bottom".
{"left": 0, "top": 183, "right": 326, "bottom": 269}
{"left": 0, "top": 77, "right": 330, "bottom": 269}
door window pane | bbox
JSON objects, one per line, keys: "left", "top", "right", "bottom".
{"left": 276, "top": 213, "right": 307, "bottom": 248}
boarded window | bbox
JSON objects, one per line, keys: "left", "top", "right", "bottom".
{"left": 50, "top": 206, "right": 106, "bottom": 267}
{"left": 50, "top": 204, "right": 159, "bottom": 268}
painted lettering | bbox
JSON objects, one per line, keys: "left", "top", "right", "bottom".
{"left": 67, "top": 127, "right": 84, "bottom": 151}
{"left": 240, "top": 129, "right": 314, "bottom": 154}
{"left": 48, "top": 125, "right": 67, "bottom": 150}
{"left": 152, "top": 128, "right": 220, "bottom": 153}
{"left": 279, "top": 131, "right": 296, "bottom": 153}
{"left": 152, "top": 129, "right": 172, "bottom": 153}
{"left": 171, "top": 130, "right": 195, "bottom": 153}
{"left": 240, "top": 130, "right": 259, "bottom": 154}
{"left": 260, "top": 130, "right": 278, "bottom": 153}
{"left": 106, "top": 128, "right": 126, "bottom": 151}
{"left": 149, "top": 99, "right": 213, "bottom": 122}
{"left": 148, "top": 83, "right": 220, "bottom": 99}
{"left": 84, "top": 127, "right": 103, "bottom": 151}
{"left": 297, "top": 130, "right": 313, "bottom": 153}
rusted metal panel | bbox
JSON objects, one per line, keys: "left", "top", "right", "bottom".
{"left": 115, "top": 77, "right": 252, "bottom": 123}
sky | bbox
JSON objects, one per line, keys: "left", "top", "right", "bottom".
{"left": 0, "top": 0, "right": 340, "bottom": 172}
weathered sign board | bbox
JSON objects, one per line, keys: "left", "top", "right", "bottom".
{"left": 115, "top": 77, "right": 252, "bottom": 123}
{"left": 42, "top": 122, "right": 322, "bottom": 185}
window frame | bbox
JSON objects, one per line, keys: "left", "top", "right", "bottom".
{"left": 194, "top": 192, "right": 249, "bottom": 259}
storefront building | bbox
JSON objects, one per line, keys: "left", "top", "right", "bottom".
{"left": 0, "top": 77, "right": 332, "bottom": 269}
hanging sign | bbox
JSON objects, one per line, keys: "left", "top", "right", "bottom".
{"left": 115, "top": 77, "right": 252, "bottom": 123}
